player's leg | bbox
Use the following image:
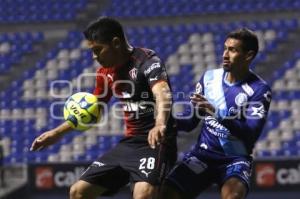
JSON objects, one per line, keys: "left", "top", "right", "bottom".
{"left": 70, "top": 163, "right": 129, "bottom": 199}
{"left": 158, "top": 180, "right": 183, "bottom": 199}
{"left": 132, "top": 181, "right": 158, "bottom": 199}
{"left": 70, "top": 143, "right": 130, "bottom": 199}
{"left": 70, "top": 180, "right": 106, "bottom": 199}
{"left": 159, "top": 153, "right": 215, "bottom": 199}
{"left": 220, "top": 177, "right": 247, "bottom": 199}
{"left": 218, "top": 158, "right": 252, "bottom": 199}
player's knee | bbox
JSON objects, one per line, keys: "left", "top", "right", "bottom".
{"left": 223, "top": 192, "right": 244, "bottom": 199}
{"left": 133, "top": 187, "right": 155, "bottom": 199}
{"left": 222, "top": 185, "right": 246, "bottom": 199}
{"left": 133, "top": 182, "right": 157, "bottom": 199}
{"left": 134, "top": 191, "right": 153, "bottom": 199}
{"left": 221, "top": 178, "right": 246, "bottom": 199}
{"left": 70, "top": 183, "right": 85, "bottom": 199}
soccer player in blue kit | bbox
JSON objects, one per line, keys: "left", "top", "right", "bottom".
{"left": 159, "top": 28, "right": 272, "bottom": 199}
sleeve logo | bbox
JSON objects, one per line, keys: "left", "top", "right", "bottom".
{"left": 144, "top": 62, "right": 161, "bottom": 75}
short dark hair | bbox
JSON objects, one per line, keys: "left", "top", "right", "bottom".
{"left": 83, "top": 16, "right": 126, "bottom": 43}
{"left": 226, "top": 28, "right": 259, "bottom": 59}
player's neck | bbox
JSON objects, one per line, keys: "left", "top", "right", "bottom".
{"left": 114, "top": 45, "right": 134, "bottom": 68}
{"left": 226, "top": 68, "right": 250, "bottom": 83}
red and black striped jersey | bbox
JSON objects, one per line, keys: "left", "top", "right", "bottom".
{"left": 93, "top": 47, "right": 176, "bottom": 137}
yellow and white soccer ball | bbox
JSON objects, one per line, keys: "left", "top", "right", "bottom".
{"left": 63, "top": 92, "right": 100, "bottom": 131}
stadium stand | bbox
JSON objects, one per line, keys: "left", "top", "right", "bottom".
{"left": 0, "top": 0, "right": 88, "bottom": 23}
{"left": 0, "top": 0, "right": 300, "bottom": 198}
{"left": 0, "top": 19, "right": 298, "bottom": 165}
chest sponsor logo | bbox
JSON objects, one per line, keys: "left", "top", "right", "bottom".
{"left": 204, "top": 116, "right": 229, "bottom": 137}
{"left": 205, "top": 116, "right": 228, "bottom": 132}
{"left": 122, "top": 101, "right": 154, "bottom": 114}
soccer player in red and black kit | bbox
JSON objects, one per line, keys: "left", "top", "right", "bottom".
{"left": 30, "top": 17, "right": 177, "bottom": 199}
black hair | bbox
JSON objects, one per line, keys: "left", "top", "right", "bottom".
{"left": 226, "top": 28, "right": 259, "bottom": 59}
{"left": 83, "top": 16, "right": 126, "bottom": 43}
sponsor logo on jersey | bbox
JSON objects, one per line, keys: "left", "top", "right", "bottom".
{"left": 149, "top": 76, "right": 158, "bottom": 82}
{"left": 129, "top": 68, "right": 137, "bottom": 80}
{"left": 144, "top": 62, "right": 161, "bottom": 75}
{"left": 228, "top": 106, "right": 239, "bottom": 115}
{"left": 235, "top": 93, "right": 248, "bottom": 106}
{"left": 121, "top": 100, "right": 154, "bottom": 115}
{"left": 200, "top": 143, "right": 208, "bottom": 149}
{"left": 121, "top": 91, "right": 132, "bottom": 99}
{"left": 263, "top": 90, "right": 272, "bottom": 102}
{"left": 141, "top": 170, "right": 151, "bottom": 178}
{"left": 107, "top": 74, "right": 113, "bottom": 81}
{"left": 255, "top": 163, "right": 275, "bottom": 187}
{"left": 205, "top": 116, "right": 228, "bottom": 132}
{"left": 204, "top": 116, "right": 229, "bottom": 137}
{"left": 92, "top": 161, "right": 105, "bottom": 167}
{"left": 251, "top": 105, "right": 265, "bottom": 119}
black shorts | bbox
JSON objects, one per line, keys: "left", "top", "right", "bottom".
{"left": 80, "top": 135, "right": 177, "bottom": 195}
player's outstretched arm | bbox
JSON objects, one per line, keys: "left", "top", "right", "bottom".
{"left": 30, "top": 122, "right": 72, "bottom": 151}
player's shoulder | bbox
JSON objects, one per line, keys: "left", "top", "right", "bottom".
{"left": 246, "top": 71, "right": 272, "bottom": 101}
{"left": 132, "top": 47, "right": 164, "bottom": 74}
{"left": 201, "top": 68, "right": 224, "bottom": 80}
{"left": 248, "top": 71, "right": 271, "bottom": 91}
{"left": 132, "top": 47, "right": 161, "bottom": 65}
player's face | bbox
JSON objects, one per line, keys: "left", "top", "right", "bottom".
{"left": 87, "top": 40, "right": 117, "bottom": 67}
{"left": 222, "top": 38, "right": 247, "bottom": 72}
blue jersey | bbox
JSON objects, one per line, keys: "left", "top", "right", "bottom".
{"left": 177, "top": 68, "right": 272, "bottom": 158}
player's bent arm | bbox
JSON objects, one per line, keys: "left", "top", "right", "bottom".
{"left": 152, "top": 81, "right": 172, "bottom": 127}
{"left": 148, "top": 81, "right": 173, "bottom": 148}
{"left": 30, "top": 121, "right": 72, "bottom": 151}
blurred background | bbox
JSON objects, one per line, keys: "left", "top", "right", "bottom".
{"left": 0, "top": 0, "right": 300, "bottom": 198}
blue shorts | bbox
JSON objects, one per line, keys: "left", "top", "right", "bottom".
{"left": 165, "top": 149, "right": 252, "bottom": 198}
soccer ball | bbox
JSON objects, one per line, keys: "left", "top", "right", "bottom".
{"left": 63, "top": 92, "right": 100, "bottom": 131}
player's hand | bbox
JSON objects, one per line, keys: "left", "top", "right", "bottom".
{"left": 148, "top": 124, "right": 166, "bottom": 149}
{"left": 30, "top": 130, "right": 62, "bottom": 151}
{"left": 190, "top": 93, "right": 215, "bottom": 115}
